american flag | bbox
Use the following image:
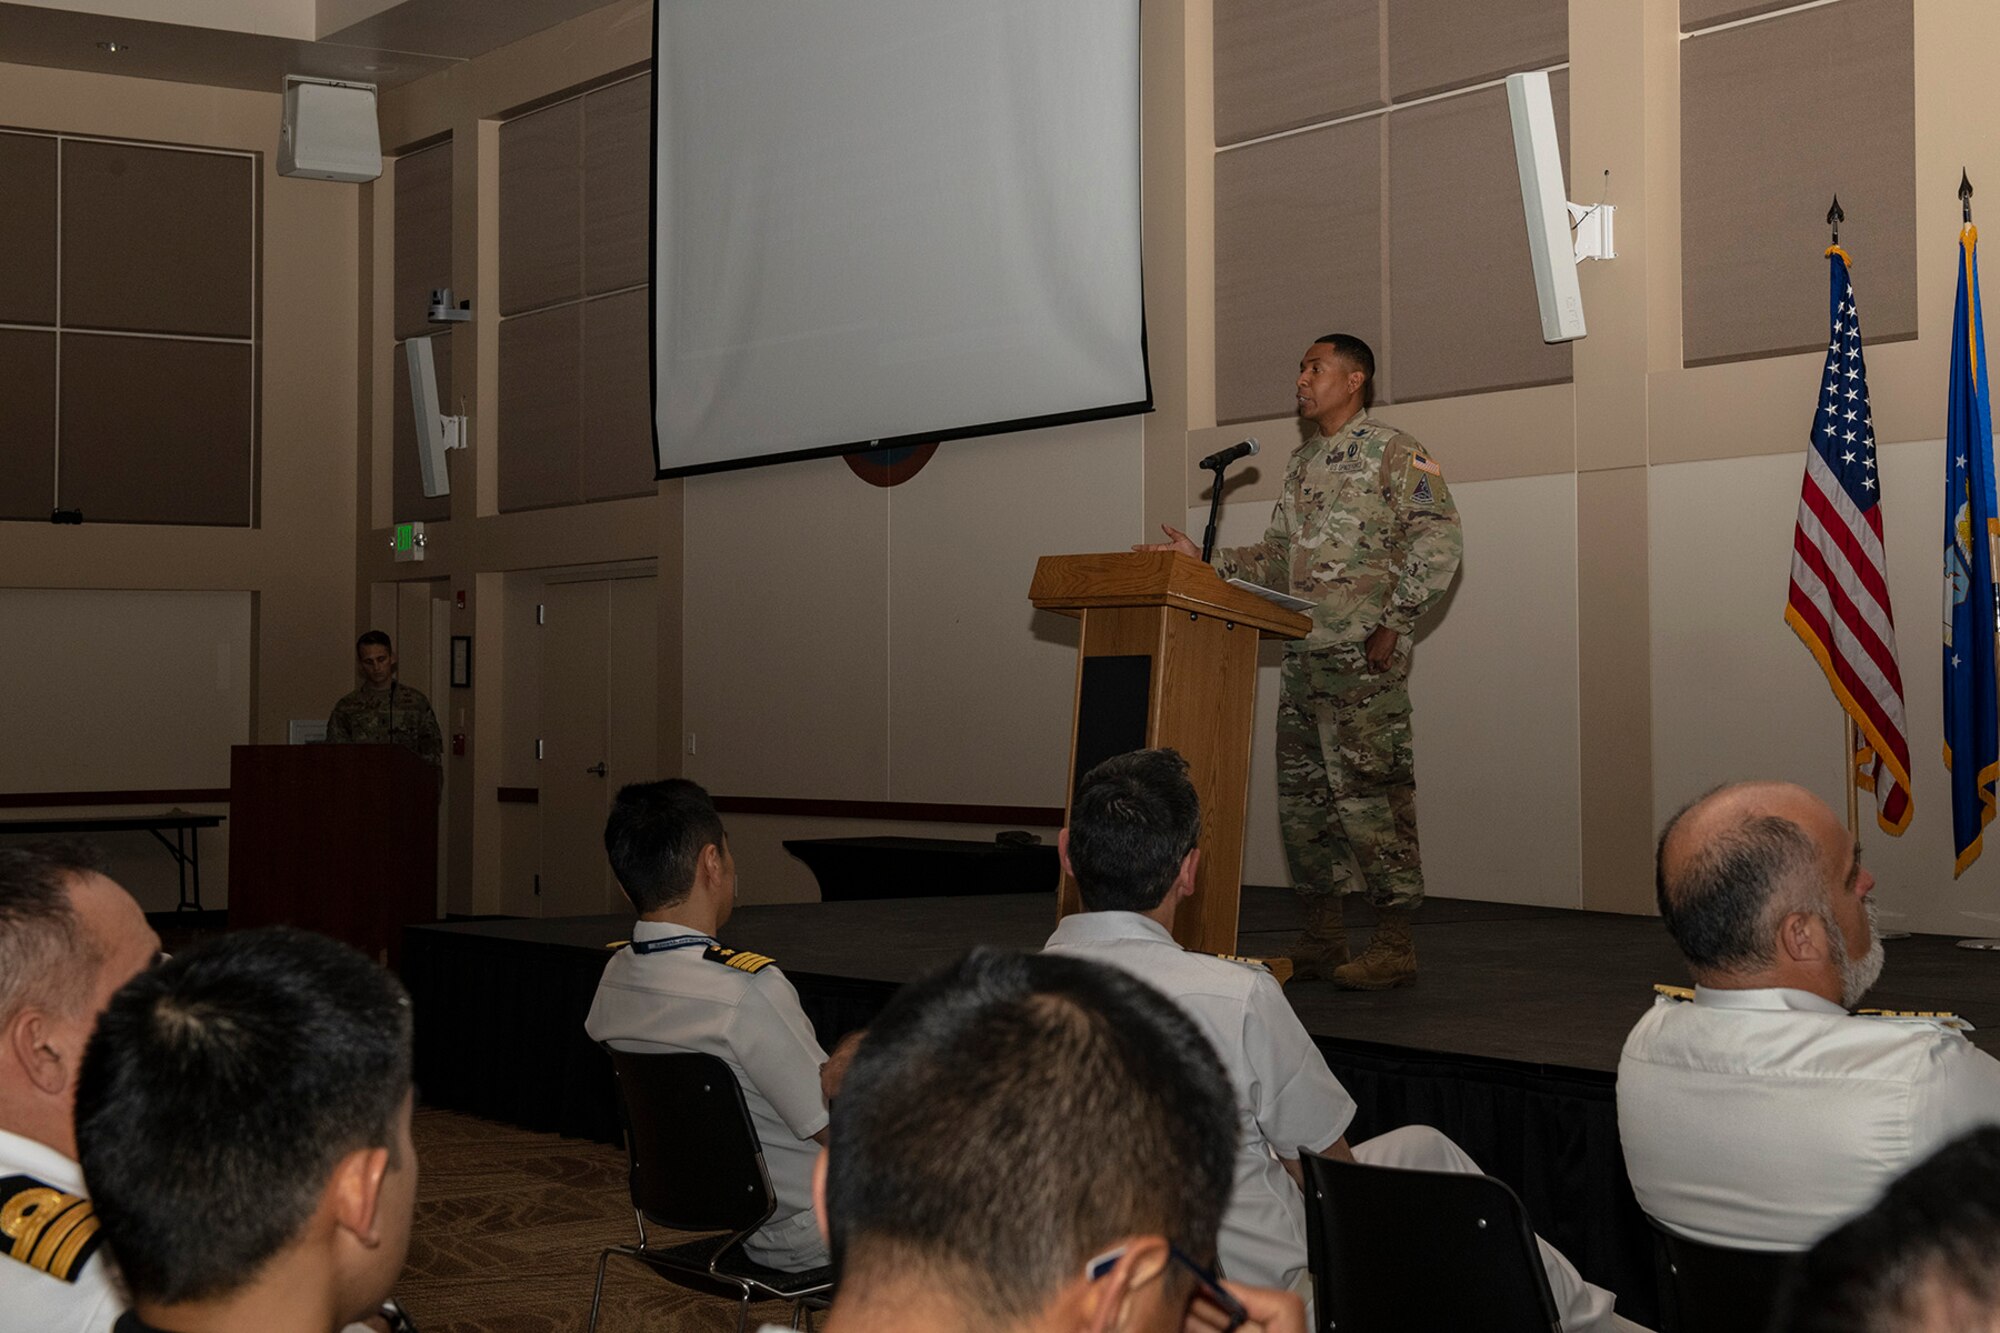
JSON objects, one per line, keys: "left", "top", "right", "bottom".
{"left": 1784, "top": 246, "right": 1912, "bottom": 834}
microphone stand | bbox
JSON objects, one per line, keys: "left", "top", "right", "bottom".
{"left": 1199, "top": 459, "right": 1238, "bottom": 563}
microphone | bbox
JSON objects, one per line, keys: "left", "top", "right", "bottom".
{"left": 1199, "top": 438, "right": 1259, "bottom": 470}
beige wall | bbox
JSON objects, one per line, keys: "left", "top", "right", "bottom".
{"left": 14, "top": 0, "right": 1995, "bottom": 933}
{"left": 370, "top": 0, "right": 2000, "bottom": 927}
{"left": 0, "top": 61, "right": 358, "bottom": 912}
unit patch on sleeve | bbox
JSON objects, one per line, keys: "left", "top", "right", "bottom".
{"left": 0, "top": 1175, "right": 103, "bottom": 1282}
{"left": 1412, "top": 475, "right": 1435, "bottom": 505}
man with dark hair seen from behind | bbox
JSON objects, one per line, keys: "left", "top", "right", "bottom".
{"left": 1138, "top": 333, "right": 1461, "bottom": 988}
{"left": 1778, "top": 1127, "right": 2000, "bottom": 1333}
{"left": 0, "top": 845, "right": 159, "bottom": 1332}
{"left": 1043, "top": 749, "right": 1636, "bottom": 1330}
{"left": 586, "top": 778, "right": 848, "bottom": 1272}
{"left": 764, "top": 947, "right": 1304, "bottom": 1333}
{"left": 326, "top": 631, "right": 443, "bottom": 769}
{"left": 72, "top": 926, "right": 417, "bottom": 1333}
{"left": 1621, "top": 781, "right": 2000, "bottom": 1250}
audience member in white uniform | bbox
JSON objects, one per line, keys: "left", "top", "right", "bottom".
{"left": 1620, "top": 781, "right": 2000, "bottom": 1251}
{"left": 0, "top": 845, "right": 159, "bottom": 1333}
{"left": 756, "top": 947, "right": 1305, "bottom": 1333}
{"left": 1040, "top": 749, "right": 1638, "bottom": 1332}
{"left": 584, "top": 779, "right": 843, "bottom": 1272}
{"left": 73, "top": 927, "right": 418, "bottom": 1333}
{"left": 1776, "top": 1126, "right": 2000, "bottom": 1332}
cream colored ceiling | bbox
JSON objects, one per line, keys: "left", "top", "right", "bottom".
{"left": 0, "top": 0, "right": 623, "bottom": 92}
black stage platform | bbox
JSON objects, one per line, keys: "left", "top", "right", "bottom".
{"left": 402, "top": 890, "right": 2000, "bottom": 1327}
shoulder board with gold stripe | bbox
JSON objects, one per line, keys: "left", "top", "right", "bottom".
{"left": 1653, "top": 983, "right": 1694, "bottom": 1003}
{"left": 0, "top": 1174, "right": 103, "bottom": 1282}
{"left": 703, "top": 946, "right": 775, "bottom": 974}
{"left": 1208, "top": 951, "right": 1272, "bottom": 972}
{"left": 1855, "top": 1008, "right": 1975, "bottom": 1034}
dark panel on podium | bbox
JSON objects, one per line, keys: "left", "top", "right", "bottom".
{"left": 229, "top": 744, "right": 437, "bottom": 967}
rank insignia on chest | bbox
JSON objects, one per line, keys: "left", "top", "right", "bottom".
{"left": 1412, "top": 476, "right": 1434, "bottom": 505}
{"left": 703, "top": 945, "right": 775, "bottom": 974}
{"left": 1346, "top": 440, "right": 1360, "bottom": 459}
{"left": 0, "top": 1175, "right": 103, "bottom": 1282}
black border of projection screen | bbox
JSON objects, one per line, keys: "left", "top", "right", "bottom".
{"left": 649, "top": 0, "right": 1151, "bottom": 480}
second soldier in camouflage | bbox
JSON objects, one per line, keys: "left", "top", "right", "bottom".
{"left": 1182, "top": 334, "right": 1461, "bottom": 989}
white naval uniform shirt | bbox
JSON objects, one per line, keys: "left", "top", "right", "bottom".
{"left": 585, "top": 919, "right": 832, "bottom": 1270}
{"left": 0, "top": 1128, "right": 121, "bottom": 1333}
{"left": 1042, "top": 911, "right": 1357, "bottom": 1292}
{"left": 1618, "top": 985, "right": 2000, "bottom": 1251}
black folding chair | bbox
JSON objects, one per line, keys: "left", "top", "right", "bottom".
{"left": 1648, "top": 1216, "right": 1796, "bottom": 1333}
{"left": 588, "top": 1049, "right": 834, "bottom": 1333}
{"left": 1300, "top": 1151, "right": 1563, "bottom": 1333}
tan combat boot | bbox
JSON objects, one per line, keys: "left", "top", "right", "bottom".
{"left": 1286, "top": 894, "right": 1349, "bottom": 982}
{"left": 1332, "top": 906, "right": 1416, "bottom": 990}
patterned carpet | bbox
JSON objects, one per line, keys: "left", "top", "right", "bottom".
{"left": 398, "top": 1108, "right": 802, "bottom": 1333}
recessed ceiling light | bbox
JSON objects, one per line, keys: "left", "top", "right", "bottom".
{"left": 96, "top": 40, "right": 128, "bottom": 53}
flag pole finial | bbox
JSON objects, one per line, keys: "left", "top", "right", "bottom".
{"left": 1962, "top": 169, "right": 1975, "bottom": 223}
{"left": 1828, "top": 195, "right": 1844, "bottom": 245}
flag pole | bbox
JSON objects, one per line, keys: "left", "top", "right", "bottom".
{"left": 1828, "top": 195, "right": 1863, "bottom": 841}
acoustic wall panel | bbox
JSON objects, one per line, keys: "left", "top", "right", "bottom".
{"left": 394, "top": 142, "right": 453, "bottom": 340}
{"left": 0, "top": 132, "right": 56, "bottom": 325}
{"left": 1387, "top": 0, "right": 1566, "bottom": 102}
{"left": 0, "top": 330, "right": 55, "bottom": 520}
{"left": 498, "top": 303, "right": 582, "bottom": 512}
{"left": 579, "top": 290, "right": 655, "bottom": 503}
{"left": 59, "top": 335, "right": 252, "bottom": 526}
{"left": 1388, "top": 79, "right": 1573, "bottom": 401}
{"left": 583, "top": 75, "right": 652, "bottom": 295}
{"left": 1213, "top": 0, "right": 1383, "bottom": 148}
{"left": 1215, "top": 119, "right": 1383, "bottom": 423}
{"left": 1681, "top": 0, "right": 1914, "bottom": 366}
{"left": 392, "top": 335, "right": 452, "bottom": 522}
{"left": 62, "top": 142, "right": 253, "bottom": 339}
{"left": 499, "top": 98, "right": 583, "bottom": 315}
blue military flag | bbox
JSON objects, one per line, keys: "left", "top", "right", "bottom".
{"left": 1944, "top": 220, "right": 2000, "bottom": 875}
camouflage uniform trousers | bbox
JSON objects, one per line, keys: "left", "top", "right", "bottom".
{"left": 1275, "top": 643, "right": 1424, "bottom": 910}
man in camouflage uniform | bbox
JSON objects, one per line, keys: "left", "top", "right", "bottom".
{"left": 1142, "top": 334, "right": 1461, "bottom": 988}
{"left": 326, "top": 630, "right": 443, "bottom": 770}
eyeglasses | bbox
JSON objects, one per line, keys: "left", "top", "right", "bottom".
{"left": 1086, "top": 1242, "right": 1249, "bottom": 1331}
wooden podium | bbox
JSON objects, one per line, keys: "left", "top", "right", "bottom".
{"left": 228, "top": 744, "right": 438, "bottom": 966}
{"left": 1029, "top": 551, "right": 1311, "bottom": 955}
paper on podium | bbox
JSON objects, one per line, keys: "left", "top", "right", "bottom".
{"left": 1226, "top": 578, "right": 1316, "bottom": 614}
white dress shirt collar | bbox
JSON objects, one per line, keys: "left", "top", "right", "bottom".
{"left": 1692, "top": 985, "right": 1847, "bottom": 1016}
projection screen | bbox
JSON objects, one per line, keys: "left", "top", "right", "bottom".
{"left": 652, "top": 0, "right": 1148, "bottom": 477}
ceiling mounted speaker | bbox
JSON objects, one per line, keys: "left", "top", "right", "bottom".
{"left": 279, "top": 75, "right": 381, "bottom": 183}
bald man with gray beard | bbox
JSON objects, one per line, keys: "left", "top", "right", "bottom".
{"left": 1620, "top": 781, "right": 2000, "bottom": 1252}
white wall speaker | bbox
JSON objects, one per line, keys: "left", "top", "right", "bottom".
{"left": 406, "top": 336, "right": 468, "bottom": 498}
{"left": 1505, "top": 71, "right": 1595, "bottom": 344}
{"left": 279, "top": 76, "right": 381, "bottom": 183}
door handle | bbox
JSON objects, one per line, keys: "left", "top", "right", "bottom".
{"left": 586, "top": 762, "right": 608, "bottom": 777}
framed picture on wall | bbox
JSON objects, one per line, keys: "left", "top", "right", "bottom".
{"left": 450, "top": 635, "right": 472, "bottom": 688}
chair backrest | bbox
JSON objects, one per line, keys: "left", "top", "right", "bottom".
{"left": 608, "top": 1047, "right": 778, "bottom": 1235}
{"left": 1300, "top": 1153, "right": 1562, "bottom": 1333}
{"left": 1648, "top": 1217, "right": 1797, "bottom": 1333}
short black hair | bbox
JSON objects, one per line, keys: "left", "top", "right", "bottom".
{"left": 1314, "top": 332, "right": 1376, "bottom": 408}
{"left": 1777, "top": 1127, "right": 2000, "bottom": 1332}
{"left": 74, "top": 927, "right": 413, "bottom": 1305}
{"left": 1067, "top": 749, "right": 1202, "bottom": 913}
{"left": 826, "top": 948, "right": 1236, "bottom": 1319}
{"left": 356, "top": 630, "right": 392, "bottom": 653}
{"left": 604, "top": 779, "right": 728, "bottom": 914}
{"left": 0, "top": 842, "right": 110, "bottom": 1026}
{"left": 1656, "top": 792, "right": 1823, "bottom": 972}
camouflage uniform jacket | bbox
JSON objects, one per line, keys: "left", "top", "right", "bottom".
{"left": 327, "top": 682, "right": 444, "bottom": 767}
{"left": 1212, "top": 412, "right": 1461, "bottom": 650}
